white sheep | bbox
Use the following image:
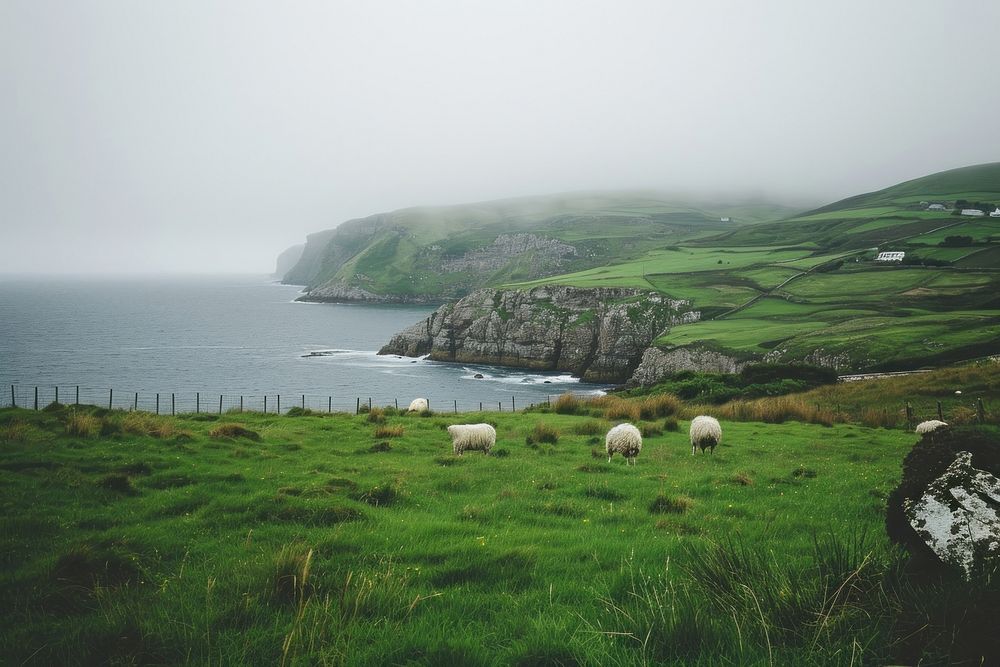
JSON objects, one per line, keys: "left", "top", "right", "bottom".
{"left": 690, "top": 415, "right": 722, "bottom": 455}
{"left": 447, "top": 423, "right": 496, "bottom": 456}
{"left": 605, "top": 423, "right": 642, "bottom": 465}
{"left": 915, "top": 419, "right": 948, "bottom": 434}
{"left": 407, "top": 397, "right": 429, "bottom": 413}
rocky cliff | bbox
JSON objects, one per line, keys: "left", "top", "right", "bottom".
{"left": 379, "top": 286, "right": 698, "bottom": 383}
{"left": 626, "top": 346, "right": 748, "bottom": 386}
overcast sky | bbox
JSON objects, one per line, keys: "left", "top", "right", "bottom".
{"left": 2, "top": 1, "right": 998, "bottom": 274}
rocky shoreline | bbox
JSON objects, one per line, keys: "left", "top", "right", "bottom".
{"left": 378, "top": 285, "right": 699, "bottom": 384}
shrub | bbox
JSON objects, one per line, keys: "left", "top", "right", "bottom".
{"left": 65, "top": 412, "right": 101, "bottom": 438}
{"left": 209, "top": 423, "right": 261, "bottom": 441}
{"left": 525, "top": 422, "right": 559, "bottom": 445}
{"left": 374, "top": 425, "right": 404, "bottom": 438}
{"left": 284, "top": 406, "right": 316, "bottom": 417}
{"left": 553, "top": 393, "right": 581, "bottom": 415}
{"left": 649, "top": 494, "right": 693, "bottom": 514}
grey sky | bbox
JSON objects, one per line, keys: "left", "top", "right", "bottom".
{"left": 2, "top": 1, "right": 998, "bottom": 274}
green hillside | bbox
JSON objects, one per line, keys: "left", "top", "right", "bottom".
{"left": 282, "top": 193, "right": 800, "bottom": 298}
{"left": 508, "top": 163, "right": 1000, "bottom": 371}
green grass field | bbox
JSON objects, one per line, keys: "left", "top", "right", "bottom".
{"left": 0, "top": 402, "right": 969, "bottom": 665}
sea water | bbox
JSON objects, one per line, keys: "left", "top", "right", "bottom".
{"left": 0, "top": 275, "right": 606, "bottom": 412}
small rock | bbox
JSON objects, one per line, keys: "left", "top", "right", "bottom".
{"left": 473, "top": 373, "right": 484, "bottom": 379}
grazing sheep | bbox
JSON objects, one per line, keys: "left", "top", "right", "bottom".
{"left": 915, "top": 419, "right": 948, "bottom": 434}
{"left": 605, "top": 423, "right": 642, "bottom": 465}
{"left": 690, "top": 416, "right": 722, "bottom": 455}
{"left": 447, "top": 423, "right": 496, "bottom": 456}
{"left": 407, "top": 397, "right": 429, "bottom": 413}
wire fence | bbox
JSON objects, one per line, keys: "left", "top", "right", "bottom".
{"left": 1, "top": 384, "right": 553, "bottom": 415}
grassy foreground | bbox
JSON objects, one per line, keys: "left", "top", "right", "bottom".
{"left": 0, "top": 404, "right": 995, "bottom": 665}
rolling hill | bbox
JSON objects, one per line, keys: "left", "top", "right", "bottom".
{"left": 280, "top": 193, "right": 800, "bottom": 301}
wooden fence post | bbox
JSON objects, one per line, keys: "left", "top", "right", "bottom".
{"left": 511, "top": 395, "right": 515, "bottom": 412}
{"left": 156, "top": 393, "right": 160, "bottom": 415}
{"left": 134, "top": 392, "right": 138, "bottom": 411}
{"left": 55, "top": 386, "right": 59, "bottom": 404}
{"left": 395, "top": 398, "right": 398, "bottom": 410}
{"left": 75, "top": 386, "right": 79, "bottom": 405}
{"left": 498, "top": 401, "right": 502, "bottom": 412}
{"left": 264, "top": 395, "right": 267, "bottom": 413}
{"left": 356, "top": 397, "right": 360, "bottom": 415}
{"left": 905, "top": 402, "right": 913, "bottom": 427}
{"left": 171, "top": 393, "right": 175, "bottom": 415}
{"left": 368, "top": 397, "right": 372, "bottom": 411}
{"left": 10, "top": 385, "right": 14, "bottom": 408}
{"left": 978, "top": 398, "right": 986, "bottom": 424}
{"left": 34, "top": 386, "right": 38, "bottom": 410}
{"left": 219, "top": 395, "right": 223, "bottom": 414}
{"left": 277, "top": 395, "right": 281, "bottom": 414}
{"left": 109, "top": 388, "right": 113, "bottom": 410}
{"left": 302, "top": 394, "right": 305, "bottom": 410}
{"left": 937, "top": 401, "right": 943, "bottom": 421}
{"left": 240, "top": 396, "right": 243, "bottom": 413}
{"left": 454, "top": 399, "right": 457, "bottom": 414}
{"left": 328, "top": 396, "right": 332, "bottom": 413}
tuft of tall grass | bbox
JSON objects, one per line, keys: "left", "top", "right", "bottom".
{"left": 272, "top": 543, "right": 314, "bottom": 606}
{"left": 373, "top": 425, "right": 404, "bottom": 438}
{"left": 860, "top": 407, "right": 899, "bottom": 429}
{"left": 649, "top": 494, "right": 693, "bottom": 514}
{"left": 525, "top": 422, "right": 559, "bottom": 445}
{"left": 65, "top": 411, "right": 102, "bottom": 438}
{"left": 638, "top": 393, "right": 681, "bottom": 419}
{"left": 701, "top": 396, "right": 836, "bottom": 426}
{"left": 367, "top": 407, "right": 386, "bottom": 424}
{"left": 572, "top": 419, "right": 609, "bottom": 436}
{"left": 209, "top": 423, "right": 261, "bottom": 440}
{"left": 0, "top": 419, "right": 33, "bottom": 442}
{"left": 553, "top": 393, "right": 582, "bottom": 415}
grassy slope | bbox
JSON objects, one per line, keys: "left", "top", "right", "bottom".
{"left": 512, "top": 164, "right": 1000, "bottom": 370}
{"left": 0, "top": 405, "right": 920, "bottom": 665}
{"left": 286, "top": 193, "right": 801, "bottom": 297}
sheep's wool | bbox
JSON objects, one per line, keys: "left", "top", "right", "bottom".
{"left": 915, "top": 420, "right": 948, "bottom": 434}
{"left": 605, "top": 423, "right": 642, "bottom": 464}
{"left": 447, "top": 423, "right": 496, "bottom": 455}
{"left": 690, "top": 415, "right": 722, "bottom": 454}
{"left": 407, "top": 398, "right": 429, "bottom": 413}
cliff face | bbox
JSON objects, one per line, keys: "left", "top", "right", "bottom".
{"left": 626, "top": 347, "right": 748, "bottom": 387}
{"left": 379, "top": 286, "right": 698, "bottom": 383}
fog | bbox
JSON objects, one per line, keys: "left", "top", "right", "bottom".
{"left": 2, "top": 1, "right": 998, "bottom": 274}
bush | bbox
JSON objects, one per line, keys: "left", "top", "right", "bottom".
{"left": 525, "top": 423, "right": 559, "bottom": 445}
{"left": 284, "top": 406, "right": 316, "bottom": 417}
{"left": 209, "top": 423, "right": 261, "bottom": 441}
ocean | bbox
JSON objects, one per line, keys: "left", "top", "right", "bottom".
{"left": 0, "top": 275, "right": 605, "bottom": 413}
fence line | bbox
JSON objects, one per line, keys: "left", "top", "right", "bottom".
{"left": 1, "top": 384, "right": 553, "bottom": 415}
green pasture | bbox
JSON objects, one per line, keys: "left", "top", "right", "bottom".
{"left": 0, "top": 405, "right": 924, "bottom": 665}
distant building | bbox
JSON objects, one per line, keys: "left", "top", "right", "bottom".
{"left": 720, "top": 217, "right": 731, "bottom": 222}
{"left": 991, "top": 208, "right": 1000, "bottom": 217}
{"left": 926, "top": 203, "right": 947, "bottom": 211}
{"left": 961, "top": 209, "right": 986, "bottom": 217}
{"left": 875, "top": 251, "right": 905, "bottom": 262}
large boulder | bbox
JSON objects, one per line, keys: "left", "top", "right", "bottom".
{"left": 886, "top": 427, "right": 1000, "bottom": 576}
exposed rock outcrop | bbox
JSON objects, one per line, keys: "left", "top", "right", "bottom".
{"left": 297, "top": 281, "right": 441, "bottom": 305}
{"left": 441, "top": 234, "right": 577, "bottom": 273}
{"left": 886, "top": 427, "right": 1000, "bottom": 576}
{"left": 379, "top": 286, "right": 698, "bottom": 383}
{"left": 906, "top": 451, "right": 1000, "bottom": 578}
{"left": 627, "top": 346, "right": 747, "bottom": 386}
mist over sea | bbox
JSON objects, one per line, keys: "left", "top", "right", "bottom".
{"left": 0, "top": 275, "right": 605, "bottom": 412}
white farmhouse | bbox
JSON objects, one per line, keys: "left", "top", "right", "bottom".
{"left": 875, "top": 251, "right": 905, "bottom": 262}
{"left": 991, "top": 208, "right": 1000, "bottom": 217}
{"left": 926, "top": 203, "right": 947, "bottom": 211}
{"left": 961, "top": 209, "right": 985, "bottom": 217}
